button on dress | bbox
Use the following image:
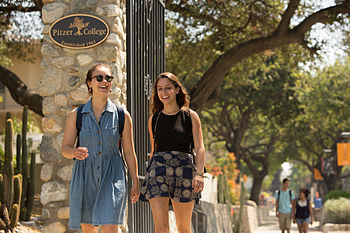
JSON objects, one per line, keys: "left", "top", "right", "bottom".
{"left": 69, "top": 99, "right": 127, "bottom": 229}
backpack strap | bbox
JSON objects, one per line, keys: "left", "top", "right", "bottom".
{"left": 181, "top": 109, "right": 207, "bottom": 173}
{"left": 116, "top": 105, "right": 125, "bottom": 155}
{"left": 76, "top": 104, "right": 85, "bottom": 148}
{"left": 278, "top": 190, "right": 292, "bottom": 199}
{"left": 116, "top": 105, "right": 125, "bottom": 137}
{"left": 289, "top": 190, "right": 292, "bottom": 202}
{"left": 181, "top": 110, "right": 194, "bottom": 152}
{"left": 152, "top": 112, "right": 161, "bottom": 151}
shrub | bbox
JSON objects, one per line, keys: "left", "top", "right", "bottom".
{"left": 325, "top": 190, "right": 350, "bottom": 200}
{"left": 324, "top": 198, "right": 350, "bottom": 224}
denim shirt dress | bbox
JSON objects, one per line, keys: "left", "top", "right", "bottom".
{"left": 69, "top": 99, "right": 127, "bottom": 229}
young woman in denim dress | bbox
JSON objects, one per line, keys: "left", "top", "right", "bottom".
{"left": 140, "top": 72, "right": 205, "bottom": 233}
{"left": 61, "top": 64, "right": 140, "bottom": 233}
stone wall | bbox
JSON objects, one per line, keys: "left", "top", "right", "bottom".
{"left": 39, "top": 1, "right": 127, "bottom": 232}
{"left": 232, "top": 201, "right": 259, "bottom": 233}
{"left": 201, "top": 201, "right": 233, "bottom": 233}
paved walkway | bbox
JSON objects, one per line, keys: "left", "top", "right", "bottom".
{"left": 254, "top": 220, "right": 323, "bottom": 233}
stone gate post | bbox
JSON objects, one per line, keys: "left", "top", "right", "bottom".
{"left": 39, "top": 1, "right": 126, "bottom": 232}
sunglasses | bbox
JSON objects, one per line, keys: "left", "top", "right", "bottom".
{"left": 92, "top": 75, "right": 114, "bottom": 82}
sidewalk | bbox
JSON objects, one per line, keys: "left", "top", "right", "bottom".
{"left": 254, "top": 220, "right": 322, "bottom": 233}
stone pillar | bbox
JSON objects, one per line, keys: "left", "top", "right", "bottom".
{"left": 39, "top": 1, "right": 126, "bottom": 232}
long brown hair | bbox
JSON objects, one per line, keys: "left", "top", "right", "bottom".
{"left": 150, "top": 72, "right": 190, "bottom": 114}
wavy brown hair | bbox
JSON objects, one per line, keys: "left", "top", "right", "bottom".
{"left": 299, "top": 187, "right": 310, "bottom": 199}
{"left": 150, "top": 72, "right": 190, "bottom": 114}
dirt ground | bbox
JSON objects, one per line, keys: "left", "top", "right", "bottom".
{"left": 12, "top": 222, "right": 43, "bottom": 233}
{"left": 7, "top": 194, "right": 44, "bottom": 233}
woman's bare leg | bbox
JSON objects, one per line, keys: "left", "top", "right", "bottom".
{"left": 149, "top": 197, "right": 170, "bottom": 233}
{"left": 81, "top": 224, "right": 98, "bottom": 233}
{"left": 171, "top": 200, "right": 195, "bottom": 233}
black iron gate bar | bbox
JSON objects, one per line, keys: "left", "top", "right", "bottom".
{"left": 126, "top": 0, "right": 165, "bottom": 232}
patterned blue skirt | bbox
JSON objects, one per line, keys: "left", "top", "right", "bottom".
{"left": 140, "top": 151, "right": 201, "bottom": 204}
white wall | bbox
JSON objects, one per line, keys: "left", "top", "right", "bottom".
{"left": 1, "top": 43, "right": 42, "bottom": 112}
{"left": 202, "top": 173, "right": 218, "bottom": 203}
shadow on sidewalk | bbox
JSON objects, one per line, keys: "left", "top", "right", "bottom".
{"left": 254, "top": 220, "right": 322, "bottom": 233}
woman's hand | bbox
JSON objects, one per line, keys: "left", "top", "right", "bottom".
{"left": 130, "top": 182, "right": 140, "bottom": 204}
{"left": 74, "top": 147, "right": 89, "bottom": 160}
{"left": 192, "top": 174, "right": 204, "bottom": 193}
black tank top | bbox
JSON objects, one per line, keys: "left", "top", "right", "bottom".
{"left": 295, "top": 199, "right": 310, "bottom": 219}
{"left": 152, "top": 110, "right": 193, "bottom": 153}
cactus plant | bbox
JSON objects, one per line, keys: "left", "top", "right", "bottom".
{"left": 9, "top": 204, "right": 20, "bottom": 230}
{"left": 20, "top": 106, "right": 28, "bottom": 219}
{"left": 25, "top": 153, "right": 35, "bottom": 221}
{"left": 1, "top": 107, "right": 36, "bottom": 225}
{"left": 0, "top": 174, "right": 3, "bottom": 204}
{"left": 4, "top": 119, "right": 14, "bottom": 210}
{"left": 13, "top": 175, "right": 22, "bottom": 206}
{"left": 217, "top": 174, "right": 225, "bottom": 203}
{"left": 17, "top": 106, "right": 36, "bottom": 221}
{"left": 9, "top": 174, "right": 22, "bottom": 230}
{"left": 0, "top": 203, "right": 10, "bottom": 232}
{"left": 217, "top": 174, "right": 232, "bottom": 204}
{"left": 15, "top": 134, "right": 21, "bottom": 174}
{"left": 5, "top": 112, "right": 11, "bottom": 121}
{"left": 0, "top": 115, "right": 23, "bottom": 232}
{"left": 232, "top": 181, "right": 245, "bottom": 233}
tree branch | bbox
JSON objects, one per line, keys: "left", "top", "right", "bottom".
{"left": 293, "top": 3, "right": 350, "bottom": 36}
{"left": 295, "top": 157, "right": 314, "bottom": 173}
{"left": 0, "top": 6, "right": 41, "bottom": 13}
{"left": 276, "top": 0, "right": 300, "bottom": 34}
{"left": 241, "top": 152, "right": 259, "bottom": 177}
{"left": 188, "top": 2, "right": 350, "bottom": 111}
{"left": 0, "top": 66, "right": 43, "bottom": 116}
{"left": 166, "top": 2, "right": 224, "bottom": 29}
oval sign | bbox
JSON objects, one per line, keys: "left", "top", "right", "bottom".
{"left": 49, "top": 14, "right": 109, "bottom": 49}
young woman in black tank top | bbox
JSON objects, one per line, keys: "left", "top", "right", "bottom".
{"left": 293, "top": 187, "right": 313, "bottom": 233}
{"left": 140, "top": 72, "right": 205, "bottom": 233}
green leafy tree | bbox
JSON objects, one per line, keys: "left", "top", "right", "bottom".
{"left": 283, "top": 58, "right": 350, "bottom": 199}
{"left": 200, "top": 56, "right": 301, "bottom": 204}
{"left": 289, "top": 163, "right": 312, "bottom": 193}
{"left": 166, "top": 0, "right": 350, "bottom": 111}
{"left": 0, "top": 1, "right": 350, "bottom": 115}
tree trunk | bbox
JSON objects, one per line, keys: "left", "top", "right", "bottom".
{"left": 250, "top": 174, "right": 265, "bottom": 205}
{"left": 0, "top": 66, "right": 43, "bottom": 116}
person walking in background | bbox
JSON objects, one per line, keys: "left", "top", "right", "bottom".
{"left": 61, "top": 64, "right": 140, "bottom": 233}
{"left": 140, "top": 72, "right": 205, "bottom": 233}
{"left": 294, "top": 187, "right": 313, "bottom": 233}
{"left": 274, "top": 178, "right": 296, "bottom": 233}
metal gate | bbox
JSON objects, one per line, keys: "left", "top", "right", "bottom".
{"left": 126, "top": 0, "right": 165, "bottom": 232}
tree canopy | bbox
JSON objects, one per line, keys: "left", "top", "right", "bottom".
{"left": 283, "top": 57, "right": 350, "bottom": 199}
{"left": 166, "top": 0, "right": 350, "bottom": 111}
{"left": 1, "top": 0, "right": 350, "bottom": 116}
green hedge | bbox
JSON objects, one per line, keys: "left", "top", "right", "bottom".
{"left": 325, "top": 190, "right": 350, "bottom": 200}
{"left": 324, "top": 198, "right": 350, "bottom": 224}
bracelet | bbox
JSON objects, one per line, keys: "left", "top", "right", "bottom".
{"left": 194, "top": 172, "right": 204, "bottom": 178}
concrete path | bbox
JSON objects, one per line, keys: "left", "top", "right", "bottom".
{"left": 254, "top": 220, "right": 323, "bottom": 233}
